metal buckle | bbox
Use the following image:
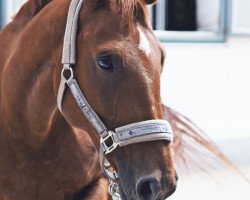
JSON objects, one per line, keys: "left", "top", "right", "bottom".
{"left": 100, "top": 131, "right": 118, "bottom": 154}
{"left": 99, "top": 151, "right": 119, "bottom": 180}
{"left": 57, "top": 66, "right": 74, "bottom": 113}
{"left": 109, "top": 180, "right": 120, "bottom": 200}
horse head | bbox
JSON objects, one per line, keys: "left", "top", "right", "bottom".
{"left": 54, "top": 0, "right": 177, "bottom": 199}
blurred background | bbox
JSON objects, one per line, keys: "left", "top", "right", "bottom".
{"left": 1, "top": 0, "right": 250, "bottom": 199}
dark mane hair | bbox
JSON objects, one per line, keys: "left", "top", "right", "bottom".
{"left": 14, "top": 0, "right": 52, "bottom": 21}
{"left": 109, "top": 0, "right": 149, "bottom": 25}
{"left": 115, "top": 0, "right": 148, "bottom": 22}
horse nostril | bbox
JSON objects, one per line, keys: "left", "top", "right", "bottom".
{"left": 136, "top": 178, "right": 159, "bottom": 200}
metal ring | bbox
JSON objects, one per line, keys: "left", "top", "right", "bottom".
{"left": 99, "top": 151, "right": 118, "bottom": 180}
{"left": 108, "top": 181, "right": 120, "bottom": 199}
{"left": 61, "top": 66, "right": 74, "bottom": 81}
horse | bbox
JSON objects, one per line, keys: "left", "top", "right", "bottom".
{"left": 0, "top": 0, "right": 233, "bottom": 200}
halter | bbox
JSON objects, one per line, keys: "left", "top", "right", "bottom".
{"left": 57, "top": 0, "right": 174, "bottom": 199}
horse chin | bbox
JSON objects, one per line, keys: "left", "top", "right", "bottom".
{"left": 162, "top": 184, "right": 177, "bottom": 199}
{"left": 118, "top": 185, "right": 177, "bottom": 200}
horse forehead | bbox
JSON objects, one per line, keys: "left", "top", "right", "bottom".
{"left": 136, "top": 25, "right": 151, "bottom": 57}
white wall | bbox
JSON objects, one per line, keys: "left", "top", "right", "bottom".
{"left": 231, "top": 0, "right": 250, "bottom": 34}
{"left": 1, "top": 0, "right": 27, "bottom": 25}
{"left": 196, "top": 0, "right": 220, "bottom": 31}
{"left": 161, "top": 36, "right": 250, "bottom": 141}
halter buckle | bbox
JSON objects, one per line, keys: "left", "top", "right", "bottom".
{"left": 99, "top": 151, "right": 119, "bottom": 180}
{"left": 109, "top": 180, "right": 120, "bottom": 200}
{"left": 100, "top": 131, "right": 118, "bottom": 154}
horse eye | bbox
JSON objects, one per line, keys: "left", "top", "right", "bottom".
{"left": 97, "top": 56, "right": 113, "bottom": 71}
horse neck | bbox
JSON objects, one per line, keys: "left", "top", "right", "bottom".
{"left": 14, "top": 0, "right": 53, "bottom": 22}
{"left": 0, "top": 0, "right": 69, "bottom": 146}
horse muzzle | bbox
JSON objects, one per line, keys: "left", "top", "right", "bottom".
{"left": 137, "top": 180, "right": 177, "bottom": 200}
{"left": 115, "top": 161, "right": 178, "bottom": 200}
{"left": 118, "top": 174, "right": 177, "bottom": 200}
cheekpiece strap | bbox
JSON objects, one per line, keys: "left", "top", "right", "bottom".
{"left": 67, "top": 78, "right": 108, "bottom": 135}
{"left": 62, "top": 0, "right": 84, "bottom": 65}
{"left": 58, "top": 0, "right": 108, "bottom": 137}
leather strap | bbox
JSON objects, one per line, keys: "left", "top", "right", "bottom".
{"left": 99, "top": 120, "right": 173, "bottom": 154}
{"left": 115, "top": 120, "right": 173, "bottom": 146}
{"left": 62, "top": 0, "right": 84, "bottom": 65}
{"left": 67, "top": 78, "right": 108, "bottom": 137}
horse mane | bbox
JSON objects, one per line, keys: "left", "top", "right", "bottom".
{"left": 14, "top": 0, "right": 53, "bottom": 21}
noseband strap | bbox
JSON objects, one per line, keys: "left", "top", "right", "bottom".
{"left": 100, "top": 120, "right": 173, "bottom": 154}
{"left": 58, "top": 0, "right": 174, "bottom": 198}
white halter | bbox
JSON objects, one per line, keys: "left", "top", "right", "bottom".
{"left": 57, "top": 0, "right": 173, "bottom": 198}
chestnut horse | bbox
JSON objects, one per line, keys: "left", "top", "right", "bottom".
{"left": 0, "top": 0, "right": 231, "bottom": 200}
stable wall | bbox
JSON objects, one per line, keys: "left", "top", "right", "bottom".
{"left": 161, "top": 36, "right": 250, "bottom": 141}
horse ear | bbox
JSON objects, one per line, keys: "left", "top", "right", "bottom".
{"left": 144, "top": 0, "right": 157, "bottom": 5}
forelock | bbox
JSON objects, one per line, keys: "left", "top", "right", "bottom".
{"left": 93, "top": 0, "right": 149, "bottom": 24}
